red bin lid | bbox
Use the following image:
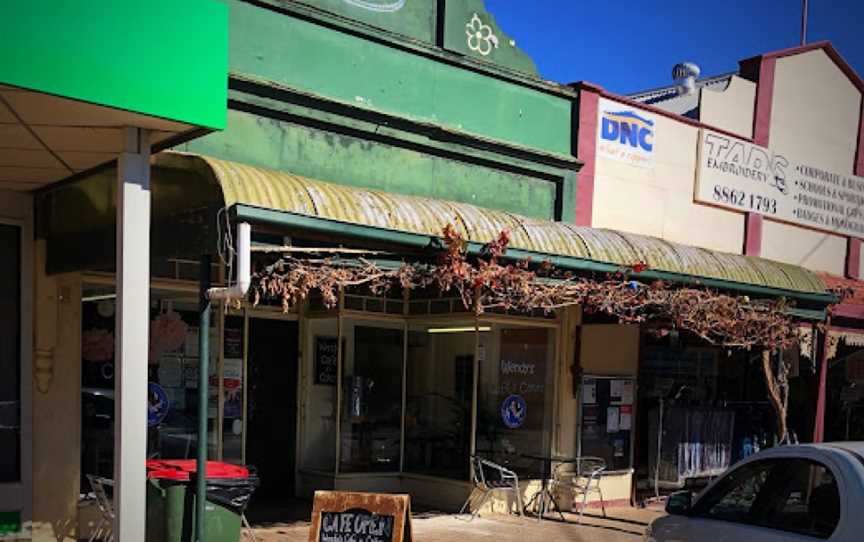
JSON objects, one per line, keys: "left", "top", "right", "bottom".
{"left": 146, "top": 460, "right": 249, "bottom": 481}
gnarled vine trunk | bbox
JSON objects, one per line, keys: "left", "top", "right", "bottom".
{"left": 761, "top": 349, "right": 789, "bottom": 442}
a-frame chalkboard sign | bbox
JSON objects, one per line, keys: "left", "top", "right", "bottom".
{"left": 309, "top": 491, "right": 412, "bottom": 542}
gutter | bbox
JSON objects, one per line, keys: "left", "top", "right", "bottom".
{"left": 234, "top": 205, "right": 838, "bottom": 308}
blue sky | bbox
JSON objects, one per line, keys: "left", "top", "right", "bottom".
{"left": 485, "top": 0, "right": 864, "bottom": 95}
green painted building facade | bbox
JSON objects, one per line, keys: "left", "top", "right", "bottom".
{"left": 178, "top": 0, "right": 580, "bottom": 222}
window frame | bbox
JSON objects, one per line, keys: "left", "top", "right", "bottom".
{"left": 0, "top": 212, "right": 32, "bottom": 523}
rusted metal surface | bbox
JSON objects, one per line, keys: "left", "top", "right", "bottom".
{"left": 308, "top": 491, "right": 412, "bottom": 542}
{"left": 162, "top": 152, "right": 828, "bottom": 295}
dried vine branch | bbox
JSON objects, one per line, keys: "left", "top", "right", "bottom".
{"left": 251, "top": 225, "right": 799, "bottom": 350}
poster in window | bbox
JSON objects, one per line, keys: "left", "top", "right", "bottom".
{"left": 610, "top": 379, "right": 623, "bottom": 402}
{"left": 606, "top": 406, "right": 620, "bottom": 433}
{"left": 582, "top": 379, "right": 597, "bottom": 404}
{"left": 619, "top": 404, "right": 632, "bottom": 430}
{"left": 498, "top": 329, "right": 548, "bottom": 430}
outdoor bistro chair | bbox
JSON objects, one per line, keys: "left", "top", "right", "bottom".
{"left": 86, "top": 475, "right": 115, "bottom": 542}
{"left": 459, "top": 455, "right": 524, "bottom": 521}
{"left": 551, "top": 456, "right": 607, "bottom": 523}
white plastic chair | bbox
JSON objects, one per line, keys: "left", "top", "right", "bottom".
{"left": 86, "top": 475, "right": 115, "bottom": 542}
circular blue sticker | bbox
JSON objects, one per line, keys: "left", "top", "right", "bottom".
{"left": 147, "top": 382, "right": 170, "bottom": 427}
{"left": 501, "top": 394, "right": 527, "bottom": 429}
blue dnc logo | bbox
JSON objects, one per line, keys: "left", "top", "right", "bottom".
{"left": 500, "top": 394, "right": 527, "bottom": 429}
{"left": 601, "top": 109, "right": 655, "bottom": 152}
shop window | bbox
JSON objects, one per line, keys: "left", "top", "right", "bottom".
{"left": 340, "top": 325, "right": 405, "bottom": 473}
{"left": 404, "top": 325, "right": 474, "bottom": 480}
{"left": 80, "top": 288, "right": 218, "bottom": 486}
{"left": 474, "top": 327, "right": 555, "bottom": 473}
{"left": 0, "top": 225, "right": 20, "bottom": 483}
{"left": 580, "top": 376, "right": 636, "bottom": 471}
{"left": 222, "top": 315, "right": 244, "bottom": 463}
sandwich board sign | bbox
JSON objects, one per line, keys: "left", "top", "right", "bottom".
{"left": 309, "top": 491, "right": 412, "bottom": 542}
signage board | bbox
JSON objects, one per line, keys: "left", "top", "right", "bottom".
{"left": 696, "top": 129, "right": 864, "bottom": 236}
{"left": 597, "top": 98, "right": 656, "bottom": 168}
{"left": 309, "top": 491, "right": 412, "bottom": 542}
{"left": 314, "top": 336, "right": 339, "bottom": 386}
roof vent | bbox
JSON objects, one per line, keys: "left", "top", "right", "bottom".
{"left": 672, "top": 62, "right": 701, "bottom": 95}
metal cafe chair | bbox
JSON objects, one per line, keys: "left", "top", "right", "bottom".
{"left": 459, "top": 455, "right": 524, "bottom": 521}
{"left": 86, "top": 475, "right": 115, "bottom": 542}
{"left": 551, "top": 456, "right": 607, "bottom": 523}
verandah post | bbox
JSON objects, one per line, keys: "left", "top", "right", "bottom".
{"left": 197, "top": 254, "right": 212, "bottom": 541}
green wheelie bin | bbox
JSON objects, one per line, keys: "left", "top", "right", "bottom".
{"left": 146, "top": 460, "right": 258, "bottom": 542}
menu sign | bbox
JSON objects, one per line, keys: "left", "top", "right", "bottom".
{"left": 314, "top": 336, "right": 339, "bottom": 386}
{"left": 695, "top": 129, "right": 864, "bottom": 236}
{"left": 309, "top": 491, "right": 412, "bottom": 542}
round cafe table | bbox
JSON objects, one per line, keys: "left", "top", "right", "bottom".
{"left": 519, "top": 453, "right": 579, "bottom": 522}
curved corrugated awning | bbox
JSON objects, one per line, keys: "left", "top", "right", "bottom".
{"left": 155, "top": 152, "right": 829, "bottom": 299}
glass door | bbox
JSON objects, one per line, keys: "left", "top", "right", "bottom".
{"left": 0, "top": 223, "right": 23, "bottom": 532}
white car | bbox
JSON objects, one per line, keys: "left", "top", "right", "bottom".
{"left": 646, "top": 442, "right": 864, "bottom": 542}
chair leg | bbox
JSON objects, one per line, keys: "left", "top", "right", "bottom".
{"left": 89, "top": 518, "right": 105, "bottom": 542}
{"left": 596, "top": 482, "right": 607, "bottom": 518}
{"left": 515, "top": 486, "right": 525, "bottom": 518}
{"left": 459, "top": 488, "right": 479, "bottom": 516}
{"left": 470, "top": 489, "right": 494, "bottom": 521}
{"left": 242, "top": 513, "right": 258, "bottom": 542}
{"left": 579, "top": 487, "right": 590, "bottom": 524}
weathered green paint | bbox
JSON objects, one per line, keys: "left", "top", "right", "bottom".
{"left": 444, "top": 0, "right": 538, "bottom": 75}
{"left": 235, "top": 205, "right": 837, "bottom": 305}
{"left": 0, "top": 0, "right": 228, "bottom": 129}
{"left": 293, "top": 0, "right": 436, "bottom": 43}
{"left": 181, "top": 109, "right": 560, "bottom": 219}
{"left": 227, "top": 0, "right": 570, "bottom": 154}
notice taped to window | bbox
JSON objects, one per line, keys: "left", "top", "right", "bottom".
{"left": 695, "top": 129, "right": 864, "bottom": 236}
{"left": 309, "top": 491, "right": 412, "bottom": 542}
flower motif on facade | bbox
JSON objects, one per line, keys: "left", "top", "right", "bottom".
{"left": 465, "top": 13, "right": 499, "bottom": 56}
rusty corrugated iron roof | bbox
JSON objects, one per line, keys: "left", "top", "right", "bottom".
{"left": 157, "top": 152, "right": 828, "bottom": 295}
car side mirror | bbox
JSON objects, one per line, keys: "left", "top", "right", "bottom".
{"left": 665, "top": 490, "right": 692, "bottom": 516}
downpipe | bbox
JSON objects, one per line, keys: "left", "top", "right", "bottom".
{"left": 207, "top": 222, "right": 251, "bottom": 301}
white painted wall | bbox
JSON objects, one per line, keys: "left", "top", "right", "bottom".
{"left": 592, "top": 113, "right": 745, "bottom": 254}
{"left": 770, "top": 50, "right": 861, "bottom": 173}
{"left": 761, "top": 220, "right": 846, "bottom": 275}
{"left": 759, "top": 49, "right": 862, "bottom": 274}
{"left": 699, "top": 75, "right": 756, "bottom": 139}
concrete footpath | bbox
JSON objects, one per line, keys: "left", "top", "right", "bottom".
{"left": 248, "top": 507, "right": 664, "bottom": 542}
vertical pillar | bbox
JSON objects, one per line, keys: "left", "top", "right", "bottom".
{"left": 813, "top": 317, "right": 832, "bottom": 443}
{"left": 743, "top": 212, "right": 763, "bottom": 257}
{"left": 114, "top": 127, "right": 150, "bottom": 542}
{"left": 196, "top": 255, "right": 211, "bottom": 542}
{"left": 846, "top": 238, "right": 861, "bottom": 279}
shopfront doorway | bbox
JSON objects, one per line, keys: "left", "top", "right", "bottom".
{"left": 246, "top": 317, "right": 299, "bottom": 498}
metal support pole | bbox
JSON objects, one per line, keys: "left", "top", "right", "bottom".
{"left": 114, "top": 127, "right": 150, "bottom": 542}
{"left": 197, "top": 255, "right": 212, "bottom": 541}
{"left": 813, "top": 316, "right": 832, "bottom": 443}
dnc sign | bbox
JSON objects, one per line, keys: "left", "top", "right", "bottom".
{"left": 596, "top": 98, "right": 656, "bottom": 168}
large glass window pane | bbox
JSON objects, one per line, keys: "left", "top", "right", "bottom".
{"left": 81, "top": 287, "right": 218, "bottom": 486}
{"left": 340, "top": 325, "right": 404, "bottom": 473}
{"left": 222, "top": 315, "right": 244, "bottom": 463}
{"left": 0, "top": 224, "right": 20, "bottom": 483}
{"left": 405, "top": 325, "right": 474, "bottom": 480}
{"left": 475, "top": 326, "right": 555, "bottom": 474}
